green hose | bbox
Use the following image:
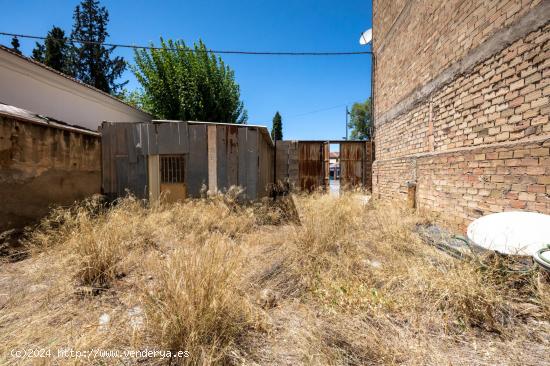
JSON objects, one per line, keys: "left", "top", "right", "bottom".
{"left": 534, "top": 244, "right": 550, "bottom": 271}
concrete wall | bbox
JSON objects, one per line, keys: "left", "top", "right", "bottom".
{"left": 0, "top": 115, "right": 101, "bottom": 231}
{"left": 373, "top": 0, "right": 550, "bottom": 230}
{"left": 275, "top": 140, "right": 299, "bottom": 188}
{"left": 0, "top": 47, "right": 152, "bottom": 131}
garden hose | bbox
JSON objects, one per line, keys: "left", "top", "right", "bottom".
{"left": 533, "top": 244, "right": 550, "bottom": 271}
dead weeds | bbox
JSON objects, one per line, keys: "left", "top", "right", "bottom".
{"left": 0, "top": 191, "right": 548, "bottom": 365}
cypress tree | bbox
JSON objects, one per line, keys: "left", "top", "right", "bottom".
{"left": 271, "top": 112, "right": 283, "bottom": 141}
{"left": 31, "top": 42, "right": 45, "bottom": 63}
{"left": 70, "top": 0, "right": 126, "bottom": 93}
{"left": 44, "top": 27, "right": 72, "bottom": 74}
{"left": 31, "top": 27, "right": 73, "bottom": 75}
{"left": 11, "top": 37, "right": 21, "bottom": 54}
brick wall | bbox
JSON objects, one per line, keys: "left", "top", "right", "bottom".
{"left": 373, "top": 1, "right": 550, "bottom": 230}
{"left": 373, "top": 140, "right": 550, "bottom": 230}
{"left": 376, "top": 23, "right": 550, "bottom": 161}
{"left": 373, "top": 0, "right": 543, "bottom": 116}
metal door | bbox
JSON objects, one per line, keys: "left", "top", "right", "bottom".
{"left": 298, "top": 142, "right": 325, "bottom": 192}
{"left": 340, "top": 142, "right": 364, "bottom": 190}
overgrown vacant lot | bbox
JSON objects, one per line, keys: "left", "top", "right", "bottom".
{"left": 0, "top": 193, "right": 549, "bottom": 365}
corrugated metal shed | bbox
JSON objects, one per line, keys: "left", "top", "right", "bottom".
{"left": 101, "top": 120, "right": 275, "bottom": 201}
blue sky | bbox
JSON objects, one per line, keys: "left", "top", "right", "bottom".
{"left": 0, "top": 0, "right": 372, "bottom": 140}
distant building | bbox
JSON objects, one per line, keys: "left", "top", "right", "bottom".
{"left": 329, "top": 151, "right": 340, "bottom": 179}
{"left": 0, "top": 46, "right": 152, "bottom": 131}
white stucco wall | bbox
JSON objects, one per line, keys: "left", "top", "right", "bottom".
{"left": 0, "top": 48, "right": 152, "bottom": 131}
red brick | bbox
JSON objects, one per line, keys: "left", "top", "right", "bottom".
{"left": 510, "top": 200, "right": 527, "bottom": 209}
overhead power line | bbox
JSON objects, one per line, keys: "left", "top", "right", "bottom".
{"left": 0, "top": 31, "right": 373, "bottom": 56}
{"left": 285, "top": 104, "right": 348, "bottom": 119}
{"left": 259, "top": 103, "right": 352, "bottom": 125}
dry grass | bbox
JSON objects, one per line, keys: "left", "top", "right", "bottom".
{"left": 144, "top": 234, "right": 257, "bottom": 364}
{"left": 0, "top": 191, "right": 548, "bottom": 365}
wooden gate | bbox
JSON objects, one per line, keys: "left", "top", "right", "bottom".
{"left": 298, "top": 142, "right": 325, "bottom": 192}
{"left": 340, "top": 142, "right": 365, "bottom": 190}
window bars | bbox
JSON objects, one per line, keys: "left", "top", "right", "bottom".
{"left": 160, "top": 155, "right": 185, "bottom": 183}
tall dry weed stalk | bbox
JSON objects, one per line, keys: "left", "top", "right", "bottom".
{"left": 143, "top": 234, "right": 256, "bottom": 364}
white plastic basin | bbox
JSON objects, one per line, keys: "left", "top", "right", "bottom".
{"left": 466, "top": 211, "right": 550, "bottom": 256}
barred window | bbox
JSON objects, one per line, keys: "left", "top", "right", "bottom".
{"left": 160, "top": 155, "right": 185, "bottom": 183}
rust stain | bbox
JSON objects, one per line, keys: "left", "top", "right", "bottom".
{"left": 340, "top": 142, "right": 364, "bottom": 190}
{"left": 298, "top": 142, "right": 324, "bottom": 192}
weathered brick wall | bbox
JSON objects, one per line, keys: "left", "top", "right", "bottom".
{"left": 376, "top": 23, "right": 550, "bottom": 161}
{"left": 373, "top": 1, "right": 550, "bottom": 229}
{"left": 374, "top": 140, "right": 549, "bottom": 230}
{"left": 373, "top": 0, "right": 543, "bottom": 116}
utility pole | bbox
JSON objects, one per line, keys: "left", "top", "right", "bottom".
{"left": 345, "top": 106, "right": 349, "bottom": 140}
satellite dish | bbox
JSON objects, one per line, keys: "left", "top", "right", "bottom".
{"left": 359, "top": 28, "right": 372, "bottom": 45}
{"left": 467, "top": 211, "right": 550, "bottom": 256}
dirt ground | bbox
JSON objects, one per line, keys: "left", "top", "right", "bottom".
{"left": 0, "top": 193, "right": 549, "bottom": 365}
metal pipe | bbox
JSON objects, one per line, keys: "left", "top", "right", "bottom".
{"left": 346, "top": 106, "right": 349, "bottom": 140}
{"left": 371, "top": 53, "right": 375, "bottom": 142}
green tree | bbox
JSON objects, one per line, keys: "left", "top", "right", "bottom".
{"left": 11, "top": 37, "right": 21, "bottom": 54}
{"left": 32, "top": 27, "right": 72, "bottom": 74}
{"left": 348, "top": 98, "right": 372, "bottom": 140}
{"left": 70, "top": 0, "right": 126, "bottom": 93}
{"left": 45, "top": 27, "right": 72, "bottom": 74}
{"left": 132, "top": 38, "right": 247, "bottom": 123}
{"left": 119, "top": 88, "right": 153, "bottom": 111}
{"left": 31, "top": 42, "right": 45, "bottom": 62}
{"left": 271, "top": 111, "right": 283, "bottom": 141}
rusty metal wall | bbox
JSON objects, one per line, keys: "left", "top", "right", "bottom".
{"left": 102, "top": 121, "right": 275, "bottom": 201}
{"left": 339, "top": 141, "right": 374, "bottom": 191}
{"left": 298, "top": 142, "right": 325, "bottom": 192}
{"left": 257, "top": 129, "right": 274, "bottom": 198}
{"left": 101, "top": 121, "right": 189, "bottom": 200}
{"left": 340, "top": 142, "right": 365, "bottom": 190}
{"left": 226, "top": 125, "right": 239, "bottom": 187}
{"left": 244, "top": 128, "right": 259, "bottom": 199}
{"left": 101, "top": 122, "right": 149, "bottom": 200}
{"left": 276, "top": 140, "right": 374, "bottom": 192}
{"left": 210, "top": 124, "right": 272, "bottom": 200}
{"left": 323, "top": 142, "right": 330, "bottom": 188}
{"left": 186, "top": 124, "right": 208, "bottom": 196}
{"left": 215, "top": 124, "right": 240, "bottom": 190}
